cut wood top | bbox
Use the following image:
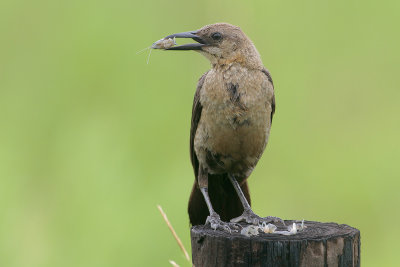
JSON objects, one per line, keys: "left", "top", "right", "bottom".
{"left": 191, "top": 220, "right": 359, "bottom": 241}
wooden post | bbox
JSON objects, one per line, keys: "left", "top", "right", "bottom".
{"left": 191, "top": 220, "right": 360, "bottom": 267}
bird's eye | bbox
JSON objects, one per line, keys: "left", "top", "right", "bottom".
{"left": 211, "top": 32, "right": 222, "bottom": 41}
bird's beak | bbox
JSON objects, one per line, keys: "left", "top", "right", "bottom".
{"left": 163, "top": 31, "right": 206, "bottom": 50}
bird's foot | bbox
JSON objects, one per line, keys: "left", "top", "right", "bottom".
{"left": 206, "top": 213, "right": 241, "bottom": 233}
{"left": 230, "top": 209, "right": 285, "bottom": 226}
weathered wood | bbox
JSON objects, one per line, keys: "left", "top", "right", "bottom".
{"left": 191, "top": 220, "right": 360, "bottom": 267}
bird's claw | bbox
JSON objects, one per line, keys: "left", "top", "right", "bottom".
{"left": 206, "top": 214, "right": 241, "bottom": 233}
{"left": 263, "top": 216, "right": 286, "bottom": 226}
{"left": 230, "top": 209, "right": 285, "bottom": 226}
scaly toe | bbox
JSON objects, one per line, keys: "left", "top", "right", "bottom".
{"left": 231, "top": 210, "right": 285, "bottom": 226}
{"left": 206, "top": 215, "right": 240, "bottom": 233}
{"left": 263, "top": 216, "right": 286, "bottom": 226}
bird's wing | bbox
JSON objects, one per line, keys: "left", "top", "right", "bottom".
{"left": 190, "top": 71, "right": 209, "bottom": 179}
{"left": 262, "top": 68, "right": 275, "bottom": 122}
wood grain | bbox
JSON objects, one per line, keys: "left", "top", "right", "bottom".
{"left": 191, "top": 220, "right": 360, "bottom": 267}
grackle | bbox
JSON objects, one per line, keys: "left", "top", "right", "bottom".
{"left": 162, "top": 23, "right": 282, "bottom": 231}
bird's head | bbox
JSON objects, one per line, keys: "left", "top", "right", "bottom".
{"left": 164, "top": 23, "right": 263, "bottom": 69}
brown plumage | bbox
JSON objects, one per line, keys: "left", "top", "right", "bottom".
{"left": 163, "top": 23, "right": 279, "bottom": 229}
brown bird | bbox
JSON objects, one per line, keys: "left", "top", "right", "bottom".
{"left": 163, "top": 23, "right": 282, "bottom": 230}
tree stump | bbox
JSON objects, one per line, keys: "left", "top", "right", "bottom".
{"left": 191, "top": 220, "right": 360, "bottom": 267}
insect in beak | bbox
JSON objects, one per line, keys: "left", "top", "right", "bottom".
{"left": 162, "top": 31, "right": 206, "bottom": 51}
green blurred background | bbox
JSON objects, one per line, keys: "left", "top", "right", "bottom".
{"left": 0, "top": 0, "right": 399, "bottom": 266}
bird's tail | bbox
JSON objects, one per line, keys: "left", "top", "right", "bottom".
{"left": 188, "top": 174, "right": 251, "bottom": 226}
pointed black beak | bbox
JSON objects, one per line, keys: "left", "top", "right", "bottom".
{"left": 163, "top": 31, "right": 206, "bottom": 50}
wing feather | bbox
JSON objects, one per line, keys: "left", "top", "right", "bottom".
{"left": 261, "top": 68, "right": 275, "bottom": 123}
{"left": 190, "top": 71, "right": 209, "bottom": 179}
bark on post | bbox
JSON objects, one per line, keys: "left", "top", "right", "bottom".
{"left": 191, "top": 220, "right": 360, "bottom": 267}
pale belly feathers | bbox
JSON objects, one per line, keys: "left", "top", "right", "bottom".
{"left": 194, "top": 65, "right": 273, "bottom": 178}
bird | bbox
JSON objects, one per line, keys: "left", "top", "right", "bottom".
{"left": 162, "top": 23, "right": 282, "bottom": 230}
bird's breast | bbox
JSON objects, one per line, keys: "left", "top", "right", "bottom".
{"left": 194, "top": 66, "right": 273, "bottom": 175}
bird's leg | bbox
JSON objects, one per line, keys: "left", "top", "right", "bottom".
{"left": 198, "top": 167, "right": 240, "bottom": 232}
{"left": 228, "top": 174, "right": 285, "bottom": 226}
